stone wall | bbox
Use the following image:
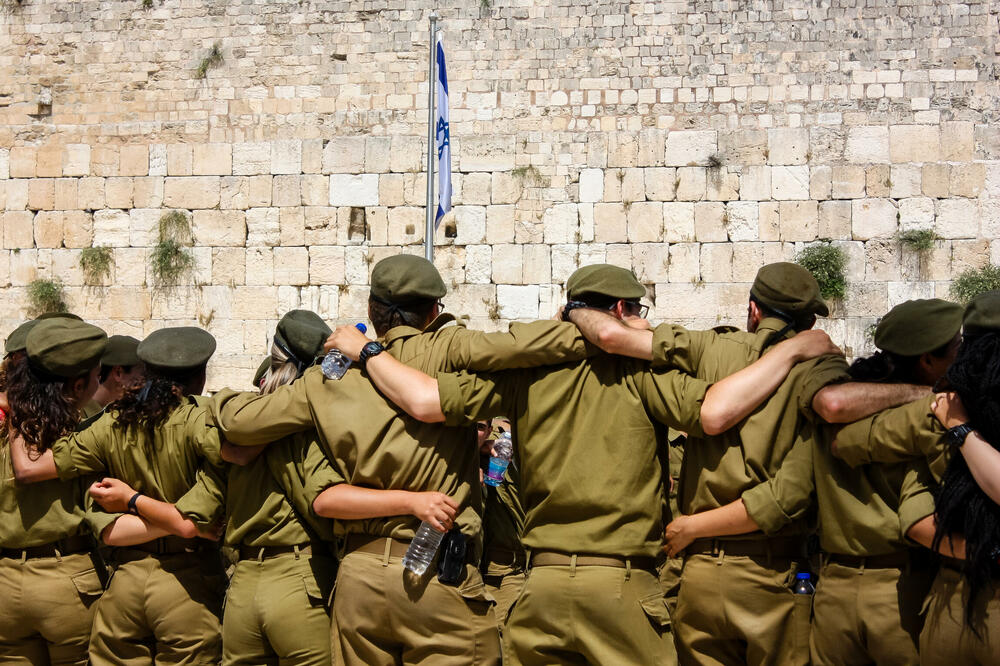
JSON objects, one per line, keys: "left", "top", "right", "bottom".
{"left": 1, "top": 0, "right": 998, "bottom": 388}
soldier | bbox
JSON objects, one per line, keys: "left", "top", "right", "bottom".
{"left": 0, "top": 318, "right": 108, "bottom": 665}
{"left": 325, "top": 263, "right": 842, "bottom": 665}
{"left": 81, "top": 335, "right": 143, "bottom": 419}
{"left": 10, "top": 327, "right": 228, "bottom": 665}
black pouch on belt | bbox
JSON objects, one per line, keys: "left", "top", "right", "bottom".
{"left": 437, "top": 528, "right": 467, "bottom": 585}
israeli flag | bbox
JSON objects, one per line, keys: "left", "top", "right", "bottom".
{"left": 435, "top": 34, "right": 452, "bottom": 226}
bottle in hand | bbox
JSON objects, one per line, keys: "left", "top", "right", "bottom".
{"left": 402, "top": 521, "right": 446, "bottom": 575}
{"left": 484, "top": 431, "right": 514, "bottom": 487}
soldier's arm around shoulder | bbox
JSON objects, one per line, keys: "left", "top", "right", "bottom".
{"left": 444, "top": 319, "right": 594, "bottom": 372}
{"left": 208, "top": 371, "right": 316, "bottom": 447}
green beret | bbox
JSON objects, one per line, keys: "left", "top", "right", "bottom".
{"left": 137, "top": 327, "right": 216, "bottom": 372}
{"left": 5, "top": 320, "right": 40, "bottom": 355}
{"left": 962, "top": 290, "right": 1000, "bottom": 336}
{"left": 370, "top": 255, "right": 447, "bottom": 304}
{"left": 274, "top": 310, "right": 331, "bottom": 368}
{"left": 566, "top": 264, "right": 646, "bottom": 301}
{"left": 26, "top": 319, "right": 108, "bottom": 379}
{"left": 36, "top": 312, "right": 83, "bottom": 322}
{"left": 751, "top": 262, "right": 830, "bottom": 320}
{"left": 252, "top": 355, "right": 271, "bottom": 388}
{"left": 874, "top": 299, "right": 963, "bottom": 356}
{"left": 101, "top": 335, "right": 141, "bottom": 367}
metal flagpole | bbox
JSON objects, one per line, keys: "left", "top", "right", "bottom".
{"left": 424, "top": 12, "right": 438, "bottom": 261}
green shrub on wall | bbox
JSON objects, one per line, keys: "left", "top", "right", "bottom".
{"left": 27, "top": 278, "right": 68, "bottom": 316}
{"left": 951, "top": 265, "right": 1000, "bottom": 304}
{"left": 79, "top": 246, "right": 114, "bottom": 286}
{"left": 796, "top": 241, "right": 847, "bottom": 301}
{"left": 151, "top": 211, "right": 195, "bottom": 288}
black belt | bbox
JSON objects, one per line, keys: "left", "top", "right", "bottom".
{"left": 686, "top": 536, "right": 805, "bottom": 560}
{"left": 238, "top": 543, "right": 325, "bottom": 561}
{"left": 0, "top": 534, "right": 92, "bottom": 560}
{"left": 122, "top": 536, "right": 215, "bottom": 556}
{"left": 827, "top": 551, "right": 910, "bottom": 569}
{"left": 484, "top": 547, "right": 526, "bottom": 569}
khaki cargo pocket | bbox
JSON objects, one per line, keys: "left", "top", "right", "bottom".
{"left": 458, "top": 577, "right": 496, "bottom": 611}
{"left": 792, "top": 592, "right": 813, "bottom": 658}
{"left": 70, "top": 568, "right": 104, "bottom": 597}
{"left": 639, "top": 592, "right": 672, "bottom": 631}
{"left": 302, "top": 573, "right": 328, "bottom": 607}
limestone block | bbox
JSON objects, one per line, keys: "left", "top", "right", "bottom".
{"left": 985, "top": 162, "right": 1000, "bottom": 197}
{"left": 9, "top": 147, "right": 36, "bottom": 178}
{"left": 632, "top": 243, "right": 669, "bottom": 284}
{"left": 219, "top": 177, "right": 248, "bottom": 210}
{"left": 246, "top": 208, "right": 280, "bottom": 246}
{"left": 844, "top": 126, "right": 890, "bottom": 163}
{"left": 655, "top": 283, "right": 715, "bottom": 320}
{"left": 212, "top": 247, "right": 246, "bottom": 285}
{"left": 898, "top": 198, "right": 935, "bottom": 231}
{"left": 949, "top": 163, "right": 985, "bottom": 198}
{"left": 276, "top": 207, "right": 304, "bottom": 247}
{"left": 694, "top": 202, "right": 727, "bottom": 242}
{"left": 5, "top": 180, "right": 28, "bottom": 210}
{"left": 62, "top": 211, "right": 94, "bottom": 248}
{"left": 459, "top": 136, "right": 515, "bottom": 172}
{"left": 594, "top": 203, "right": 627, "bottom": 243}
{"left": 129, "top": 208, "right": 161, "bottom": 246}
{"left": 194, "top": 210, "right": 246, "bottom": 247}
{"left": 887, "top": 282, "right": 935, "bottom": 309}
{"left": 300, "top": 140, "right": 323, "bottom": 175}
{"left": 831, "top": 166, "right": 866, "bottom": 199}
{"left": 299, "top": 175, "right": 327, "bottom": 207}
{"left": 491, "top": 244, "right": 522, "bottom": 284}
{"left": 302, "top": 207, "right": 339, "bottom": 246}
{"left": 231, "top": 286, "right": 278, "bottom": 320}
{"left": 271, "top": 141, "right": 302, "bottom": 175}
{"left": 148, "top": 145, "right": 167, "bottom": 177}
{"left": 951, "top": 240, "right": 990, "bottom": 275}
{"left": 63, "top": 145, "right": 91, "bottom": 177}
{"left": 665, "top": 130, "right": 717, "bottom": 167}
{"left": 28, "top": 179, "right": 55, "bottom": 210}
{"left": 0, "top": 149, "right": 7, "bottom": 180}
{"left": 779, "top": 201, "right": 818, "bottom": 241}
{"left": 941, "top": 122, "right": 974, "bottom": 162}
{"left": 810, "top": 166, "right": 832, "bottom": 200}
{"left": 603, "top": 170, "right": 623, "bottom": 202}
{"left": 92, "top": 209, "right": 130, "bottom": 247}
{"left": 676, "top": 168, "right": 706, "bottom": 201}
{"left": 608, "top": 133, "right": 638, "bottom": 168}
{"left": 33, "top": 211, "right": 63, "bottom": 248}
{"left": 120, "top": 146, "right": 149, "bottom": 177}
{"left": 454, "top": 206, "right": 487, "bottom": 246}
{"left": 163, "top": 177, "right": 220, "bottom": 209}
{"left": 329, "top": 175, "right": 378, "bottom": 207}
{"left": 842, "top": 282, "right": 887, "bottom": 318}
{"left": 724, "top": 202, "right": 758, "bottom": 242}
{"left": 767, "top": 128, "right": 809, "bottom": 165}
{"left": 36, "top": 147, "right": 62, "bottom": 178}
{"left": 818, "top": 201, "right": 852, "bottom": 240}
{"left": 638, "top": 130, "right": 666, "bottom": 168}
{"left": 551, "top": 245, "right": 582, "bottom": 284}
{"left": 90, "top": 147, "right": 119, "bottom": 177}
{"left": 9, "top": 248, "right": 39, "bottom": 284}
{"left": 233, "top": 143, "right": 271, "bottom": 176}
{"left": 491, "top": 172, "right": 521, "bottom": 204}
{"left": 365, "top": 137, "right": 391, "bottom": 174}
{"left": 771, "top": 166, "right": 809, "bottom": 200}
{"left": 740, "top": 166, "right": 771, "bottom": 201}
{"left": 627, "top": 202, "right": 663, "bottom": 242}
{"left": 387, "top": 207, "right": 424, "bottom": 246}
{"left": 51, "top": 179, "right": 76, "bottom": 211}
{"left": 309, "top": 246, "right": 346, "bottom": 285}
{"left": 578, "top": 204, "right": 595, "bottom": 243}
{"left": 192, "top": 144, "right": 232, "bottom": 176}
{"left": 890, "top": 165, "right": 922, "bottom": 198}
{"left": 605, "top": 245, "right": 632, "bottom": 272}
{"left": 542, "top": 203, "right": 579, "bottom": 244}
{"left": 864, "top": 165, "right": 890, "bottom": 198}
{"left": 245, "top": 248, "right": 275, "bottom": 286}
{"left": 731, "top": 243, "right": 763, "bottom": 282}
{"left": 462, "top": 173, "right": 491, "bottom": 205}
{"left": 705, "top": 169, "right": 739, "bottom": 201}
{"left": 921, "top": 164, "right": 950, "bottom": 198}
{"left": 270, "top": 176, "right": 299, "bottom": 208}
{"left": 663, "top": 202, "right": 696, "bottom": 242}
{"left": 620, "top": 169, "right": 645, "bottom": 203}
{"left": 486, "top": 205, "right": 515, "bottom": 244}
{"left": 389, "top": 136, "right": 423, "bottom": 173}
{"left": 667, "top": 243, "right": 699, "bottom": 283}
{"left": 377, "top": 174, "right": 404, "bottom": 208}
{"left": 982, "top": 200, "right": 1000, "bottom": 238}
{"left": 465, "top": 245, "right": 492, "bottom": 284}
{"left": 935, "top": 199, "right": 978, "bottom": 239}
{"left": 522, "top": 245, "right": 551, "bottom": 284}
{"left": 865, "top": 239, "right": 902, "bottom": 281}
{"left": 496, "top": 285, "right": 539, "bottom": 320}
{"left": 851, "top": 199, "right": 897, "bottom": 240}
{"left": 167, "top": 144, "right": 193, "bottom": 176}
{"left": 99, "top": 287, "right": 152, "bottom": 320}
{"left": 322, "top": 137, "right": 366, "bottom": 174}
{"left": 50, "top": 250, "right": 83, "bottom": 286}
{"left": 104, "top": 178, "right": 133, "bottom": 210}
{"left": 644, "top": 168, "right": 676, "bottom": 201}
{"left": 701, "top": 244, "right": 734, "bottom": 282}
{"left": 889, "top": 126, "right": 940, "bottom": 163}
{"left": 133, "top": 177, "right": 164, "bottom": 209}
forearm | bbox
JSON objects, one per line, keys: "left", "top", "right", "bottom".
{"left": 312, "top": 485, "right": 416, "bottom": 520}
{"left": 906, "top": 515, "right": 966, "bottom": 559}
{"left": 363, "top": 354, "right": 444, "bottom": 423}
{"left": 132, "top": 495, "right": 203, "bottom": 540}
{"left": 687, "top": 500, "right": 760, "bottom": 539}
{"left": 701, "top": 343, "right": 800, "bottom": 435}
{"left": 10, "top": 442, "right": 59, "bottom": 483}
{"left": 568, "top": 308, "right": 653, "bottom": 360}
{"left": 813, "top": 382, "right": 928, "bottom": 424}
{"left": 960, "top": 432, "right": 1000, "bottom": 506}
{"left": 221, "top": 442, "right": 266, "bottom": 465}
{"left": 100, "top": 515, "right": 170, "bottom": 546}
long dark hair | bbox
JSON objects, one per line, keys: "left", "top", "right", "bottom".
{"left": 4, "top": 355, "right": 84, "bottom": 450}
{"left": 848, "top": 338, "right": 953, "bottom": 383}
{"left": 931, "top": 331, "right": 1000, "bottom": 632}
{"left": 112, "top": 370, "right": 193, "bottom": 432}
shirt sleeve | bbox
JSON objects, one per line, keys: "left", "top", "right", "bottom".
{"left": 741, "top": 431, "right": 817, "bottom": 534}
{"left": 51, "top": 412, "right": 115, "bottom": 481}
{"left": 209, "top": 373, "right": 317, "bottom": 446}
{"left": 635, "top": 368, "right": 709, "bottom": 436}
{"left": 797, "top": 355, "right": 851, "bottom": 419}
{"left": 186, "top": 406, "right": 224, "bottom": 466}
{"left": 832, "top": 396, "right": 945, "bottom": 470}
{"left": 649, "top": 324, "right": 715, "bottom": 372}
{"left": 442, "top": 320, "right": 595, "bottom": 372}
{"left": 173, "top": 461, "right": 227, "bottom": 530}
{"left": 438, "top": 370, "right": 520, "bottom": 427}
{"left": 300, "top": 436, "right": 345, "bottom": 506}
{"left": 897, "top": 460, "right": 937, "bottom": 539}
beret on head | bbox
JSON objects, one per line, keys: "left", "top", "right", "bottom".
{"left": 274, "top": 310, "right": 331, "bottom": 368}
{"left": 101, "top": 335, "right": 141, "bottom": 368}
{"left": 138, "top": 327, "right": 216, "bottom": 373}
{"left": 26, "top": 319, "right": 108, "bottom": 379}
{"left": 566, "top": 264, "right": 646, "bottom": 301}
{"left": 252, "top": 355, "right": 271, "bottom": 388}
{"left": 370, "top": 255, "right": 447, "bottom": 304}
{"left": 36, "top": 312, "right": 83, "bottom": 322}
{"left": 751, "top": 262, "right": 830, "bottom": 320}
{"left": 874, "top": 299, "right": 963, "bottom": 356}
{"left": 5, "top": 320, "right": 40, "bottom": 355}
{"left": 962, "top": 290, "right": 1000, "bottom": 336}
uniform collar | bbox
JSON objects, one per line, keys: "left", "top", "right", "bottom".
{"left": 752, "top": 316, "right": 797, "bottom": 353}
{"left": 383, "top": 313, "right": 462, "bottom": 345}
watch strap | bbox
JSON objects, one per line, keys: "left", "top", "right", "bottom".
{"left": 359, "top": 341, "right": 385, "bottom": 366}
{"left": 562, "top": 300, "right": 589, "bottom": 322}
{"left": 946, "top": 423, "right": 974, "bottom": 448}
{"left": 127, "top": 492, "right": 143, "bottom": 516}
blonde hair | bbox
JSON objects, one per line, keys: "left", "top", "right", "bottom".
{"left": 259, "top": 342, "right": 303, "bottom": 395}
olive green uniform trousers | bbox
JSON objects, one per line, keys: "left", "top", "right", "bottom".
{"left": 331, "top": 549, "right": 500, "bottom": 666}
{"left": 673, "top": 554, "right": 810, "bottom": 666}
{"left": 505, "top": 564, "right": 672, "bottom": 666}
{"left": 809, "top": 561, "right": 932, "bottom": 665}
{"left": 0, "top": 551, "right": 103, "bottom": 665}
{"left": 222, "top": 550, "right": 336, "bottom": 665}
{"left": 89, "top": 550, "right": 226, "bottom": 666}
{"left": 920, "top": 566, "right": 1000, "bottom": 665}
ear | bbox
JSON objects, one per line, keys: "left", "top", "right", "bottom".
{"left": 112, "top": 366, "right": 125, "bottom": 383}
{"left": 611, "top": 300, "right": 626, "bottom": 320}
{"left": 68, "top": 375, "right": 89, "bottom": 403}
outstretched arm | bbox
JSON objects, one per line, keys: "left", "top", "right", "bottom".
{"left": 933, "top": 392, "right": 1000, "bottom": 506}
{"left": 9, "top": 437, "right": 58, "bottom": 483}
{"left": 221, "top": 442, "right": 267, "bottom": 466}
{"left": 663, "top": 500, "right": 759, "bottom": 558}
{"left": 89, "top": 478, "right": 219, "bottom": 541}
{"left": 813, "top": 382, "right": 928, "bottom": 424}
{"left": 100, "top": 514, "right": 171, "bottom": 547}
{"left": 906, "top": 515, "right": 966, "bottom": 559}
{"left": 566, "top": 308, "right": 653, "bottom": 360}
{"left": 312, "top": 485, "right": 458, "bottom": 533}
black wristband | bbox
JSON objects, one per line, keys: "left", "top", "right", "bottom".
{"left": 359, "top": 341, "right": 385, "bottom": 367}
{"left": 562, "top": 300, "right": 589, "bottom": 322}
{"left": 127, "top": 492, "right": 143, "bottom": 516}
{"left": 945, "top": 423, "right": 974, "bottom": 448}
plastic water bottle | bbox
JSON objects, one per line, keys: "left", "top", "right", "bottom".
{"left": 484, "top": 431, "right": 514, "bottom": 487}
{"left": 792, "top": 572, "right": 815, "bottom": 595}
{"left": 321, "top": 323, "right": 368, "bottom": 380}
{"left": 402, "top": 521, "right": 446, "bottom": 575}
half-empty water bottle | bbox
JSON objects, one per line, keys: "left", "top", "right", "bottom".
{"left": 321, "top": 323, "right": 368, "bottom": 380}
{"left": 792, "top": 572, "right": 815, "bottom": 595}
{"left": 402, "top": 520, "right": 446, "bottom": 575}
{"left": 484, "top": 431, "right": 513, "bottom": 487}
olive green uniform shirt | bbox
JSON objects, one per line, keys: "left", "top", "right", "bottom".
{"left": 651, "top": 318, "right": 849, "bottom": 535}
{"left": 81, "top": 399, "right": 104, "bottom": 421}
{"left": 49, "top": 398, "right": 226, "bottom": 529}
{"left": 438, "top": 357, "right": 709, "bottom": 557}
{"left": 225, "top": 432, "right": 342, "bottom": 547}
{"left": 212, "top": 317, "right": 592, "bottom": 560}
{"left": 481, "top": 463, "right": 525, "bottom": 576}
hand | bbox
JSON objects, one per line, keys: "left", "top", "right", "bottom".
{"left": 89, "top": 478, "right": 137, "bottom": 513}
{"left": 409, "top": 491, "right": 459, "bottom": 533}
{"left": 552, "top": 306, "right": 565, "bottom": 321}
{"left": 932, "top": 392, "right": 970, "bottom": 430}
{"left": 663, "top": 515, "right": 700, "bottom": 558}
{"left": 783, "top": 330, "right": 843, "bottom": 362}
{"left": 624, "top": 317, "right": 652, "bottom": 330}
{"left": 322, "top": 325, "right": 371, "bottom": 361}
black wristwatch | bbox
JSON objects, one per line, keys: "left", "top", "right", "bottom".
{"left": 127, "top": 492, "right": 143, "bottom": 516}
{"left": 944, "top": 423, "right": 974, "bottom": 448}
{"left": 359, "top": 341, "right": 385, "bottom": 366}
{"left": 562, "top": 300, "right": 589, "bottom": 322}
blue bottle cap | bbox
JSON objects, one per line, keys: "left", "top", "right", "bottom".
{"left": 795, "top": 572, "right": 811, "bottom": 579}
{"left": 355, "top": 323, "right": 367, "bottom": 334}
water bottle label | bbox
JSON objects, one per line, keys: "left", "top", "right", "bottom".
{"left": 484, "top": 456, "right": 510, "bottom": 486}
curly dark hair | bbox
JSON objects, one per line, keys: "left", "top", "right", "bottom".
{"left": 848, "top": 337, "right": 954, "bottom": 384}
{"left": 931, "top": 331, "right": 1000, "bottom": 634}
{"left": 3, "top": 355, "right": 84, "bottom": 450}
{"left": 369, "top": 297, "right": 437, "bottom": 336}
{"left": 111, "top": 370, "right": 193, "bottom": 432}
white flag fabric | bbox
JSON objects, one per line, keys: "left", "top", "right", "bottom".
{"left": 435, "top": 34, "right": 451, "bottom": 226}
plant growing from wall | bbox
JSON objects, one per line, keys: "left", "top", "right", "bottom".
{"left": 151, "top": 211, "right": 194, "bottom": 288}
{"left": 27, "top": 278, "right": 68, "bottom": 316}
{"left": 796, "top": 241, "right": 847, "bottom": 301}
{"left": 897, "top": 229, "right": 939, "bottom": 253}
{"left": 79, "top": 246, "right": 114, "bottom": 286}
{"left": 512, "top": 165, "right": 545, "bottom": 187}
{"left": 195, "top": 42, "right": 224, "bottom": 79}
{"left": 950, "top": 264, "right": 1000, "bottom": 304}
